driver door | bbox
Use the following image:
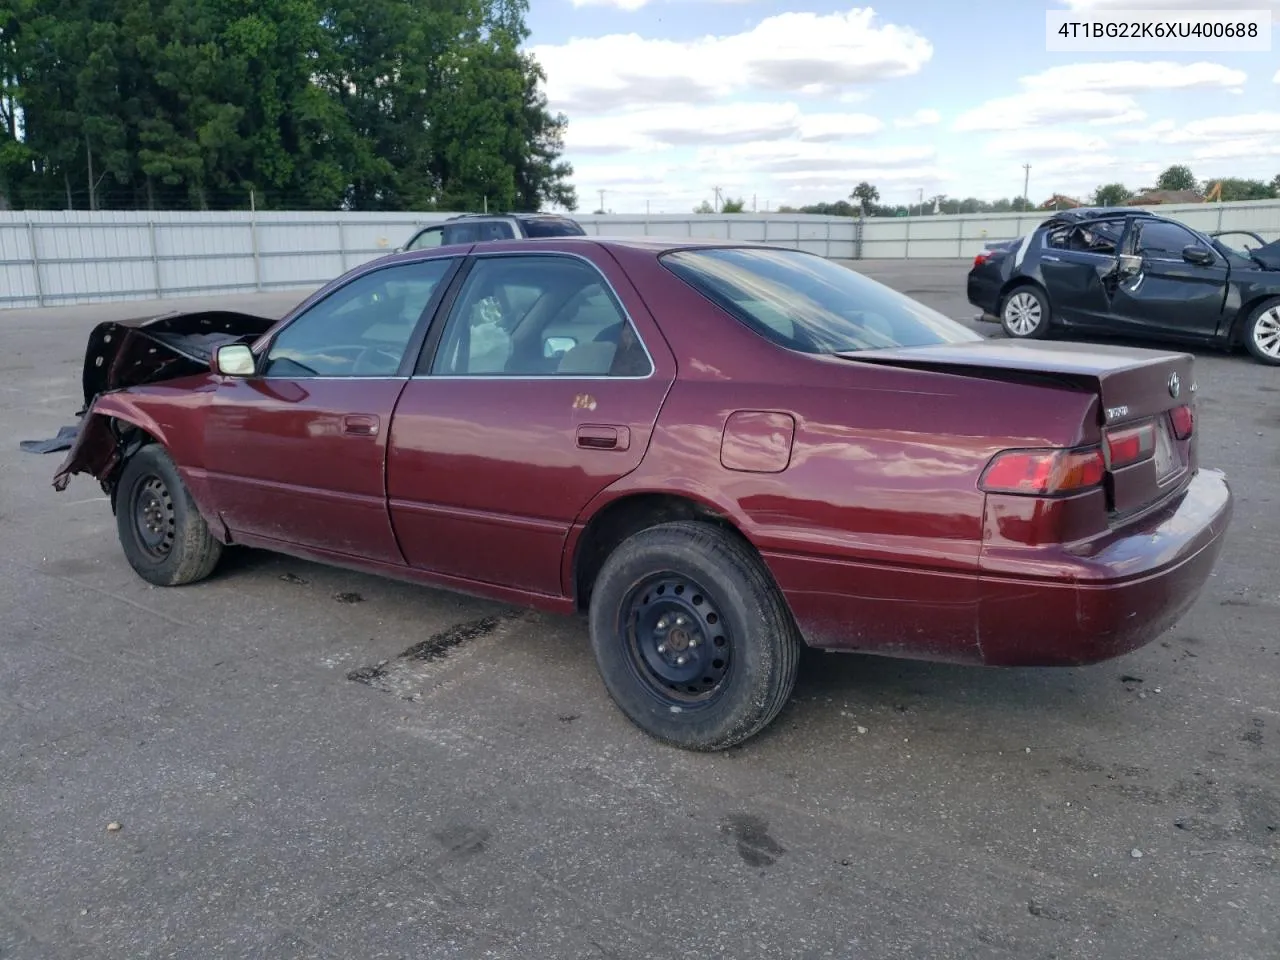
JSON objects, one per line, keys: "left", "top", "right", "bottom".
{"left": 200, "top": 257, "right": 460, "bottom": 562}
{"left": 1108, "top": 219, "right": 1229, "bottom": 340}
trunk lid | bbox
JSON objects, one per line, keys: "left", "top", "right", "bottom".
{"left": 843, "top": 339, "right": 1197, "bottom": 515}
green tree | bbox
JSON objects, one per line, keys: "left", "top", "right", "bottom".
{"left": 1093, "top": 182, "right": 1131, "bottom": 206}
{"left": 850, "top": 180, "right": 878, "bottom": 210}
{"left": 1211, "top": 177, "right": 1272, "bottom": 202}
{"left": 720, "top": 195, "right": 745, "bottom": 213}
{"left": 693, "top": 199, "right": 714, "bottom": 214}
{"left": 1155, "top": 164, "right": 1197, "bottom": 192}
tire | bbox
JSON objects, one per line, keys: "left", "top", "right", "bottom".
{"left": 1000, "top": 284, "right": 1051, "bottom": 339}
{"left": 587, "top": 520, "right": 801, "bottom": 751}
{"left": 115, "top": 444, "right": 223, "bottom": 586}
{"left": 1242, "top": 297, "right": 1280, "bottom": 366}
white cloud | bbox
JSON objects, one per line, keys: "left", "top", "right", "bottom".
{"left": 528, "top": 9, "right": 933, "bottom": 112}
{"left": 1190, "top": 137, "right": 1280, "bottom": 162}
{"left": 952, "top": 90, "right": 1143, "bottom": 131}
{"left": 564, "top": 103, "right": 883, "bottom": 154}
{"left": 570, "top": 0, "right": 752, "bottom": 8}
{"left": 1274, "top": 68, "right": 1280, "bottom": 82}
{"left": 895, "top": 108, "right": 941, "bottom": 128}
{"left": 1019, "top": 61, "right": 1246, "bottom": 94}
{"left": 1058, "top": 0, "right": 1280, "bottom": 20}
{"left": 1112, "top": 118, "right": 1178, "bottom": 142}
{"left": 691, "top": 141, "right": 935, "bottom": 177}
{"left": 1167, "top": 112, "right": 1280, "bottom": 143}
{"left": 983, "top": 131, "right": 1110, "bottom": 157}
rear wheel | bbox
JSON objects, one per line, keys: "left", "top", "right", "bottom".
{"left": 1000, "top": 285, "right": 1051, "bottom": 339}
{"left": 116, "top": 444, "right": 223, "bottom": 586}
{"left": 587, "top": 521, "right": 801, "bottom": 751}
{"left": 1243, "top": 298, "right": 1280, "bottom": 365}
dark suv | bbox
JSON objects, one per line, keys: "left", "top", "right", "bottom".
{"left": 400, "top": 213, "right": 587, "bottom": 251}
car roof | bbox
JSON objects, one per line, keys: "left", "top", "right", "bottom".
{"left": 1045, "top": 207, "right": 1164, "bottom": 225}
{"left": 381, "top": 234, "right": 788, "bottom": 265}
{"left": 443, "top": 212, "right": 581, "bottom": 223}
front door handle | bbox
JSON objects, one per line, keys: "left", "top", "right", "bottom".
{"left": 343, "top": 414, "right": 379, "bottom": 437}
{"left": 577, "top": 424, "right": 630, "bottom": 451}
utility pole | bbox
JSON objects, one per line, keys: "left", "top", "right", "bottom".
{"left": 598, "top": 188, "right": 606, "bottom": 213}
{"left": 645, "top": 199, "right": 650, "bottom": 216}
{"left": 752, "top": 194, "right": 757, "bottom": 212}
{"left": 1022, "top": 164, "right": 1031, "bottom": 209}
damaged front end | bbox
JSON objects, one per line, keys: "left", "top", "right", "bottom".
{"left": 52, "top": 309, "right": 277, "bottom": 494}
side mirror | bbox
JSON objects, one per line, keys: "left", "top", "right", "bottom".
{"left": 1182, "top": 244, "right": 1215, "bottom": 266}
{"left": 213, "top": 343, "right": 256, "bottom": 377}
{"left": 1117, "top": 254, "right": 1143, "bottom": 278}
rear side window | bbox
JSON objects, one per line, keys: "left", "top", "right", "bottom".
{"left": 661, "top": 247, "right": 981, "bottom": 354}
{"left": 522, "top": 218, "right": 587, "bottom": 238}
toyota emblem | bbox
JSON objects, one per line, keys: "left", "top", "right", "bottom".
{"left": 1168, "top": 372, "right": 1181, "bottom": 398}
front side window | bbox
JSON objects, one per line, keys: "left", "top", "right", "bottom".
{"left": 428, "top": 255, "right": 652, "bottom": 377}
{"left": 263, "top": 259, "right": 454, "bottom": 377}
{"left": 661, "top": 247, "right": 981, "bottom": 354}
{"left": 1137, "top": 221, "right": 1203, "bottom": 259}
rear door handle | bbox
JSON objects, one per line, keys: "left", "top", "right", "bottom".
{"left": 343, "top": 414, "right": 379, "bottom": 437}
{"left": 577, "top": 424, "right": 630, "bottom": 451}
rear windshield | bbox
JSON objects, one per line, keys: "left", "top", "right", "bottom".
{"left": 522, "top": 217, "right": 586, "bottom": 238}
{"left": 660, "top": 247, "right": 981, "bottom": 354}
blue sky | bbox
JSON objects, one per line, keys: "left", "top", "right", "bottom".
{"left": 523, "top": 0, "right": 1280, "bottom": 213}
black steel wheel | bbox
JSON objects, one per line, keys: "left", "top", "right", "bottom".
{"left": 621, "top": 573, "right": 733, "bottom": 706}
{"left": 589, "top": 520, "right": 801, "bottom": 751}
{"left": 115, "top": 444, "right": 223, "bottom": 586}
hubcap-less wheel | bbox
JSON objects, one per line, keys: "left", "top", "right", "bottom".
{"left": 1004, "top": 291, "right": 1042, "bottom": 336}
{"left": 131, "top": 475, "right": 176, "bottom": 560}
{"left": 1253, "top": 306, "right": 1280, "bottom": 359}
{"left": 621, "top": 574, "right": 732, "bottom": 705}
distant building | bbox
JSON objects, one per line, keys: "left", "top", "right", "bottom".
{"left": 1125, "top": 189, "right": 1204, "bottom": 205}
{"left": 1039, "top": 194, "right": 1083, "bottom": 210}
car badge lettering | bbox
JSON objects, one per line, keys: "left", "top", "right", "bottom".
{"left": 1168, "top": 372, "right": 1181, "bottom": 399}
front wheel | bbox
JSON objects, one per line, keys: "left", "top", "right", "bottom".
{"left": 587, "top": 521, "right": 801, "bottom": 751}
{"left": 1243, "top": 298, "right": 1280, "bottom": 365}
{"left": 1000, "top": 285, "right": 1051, "bottom": 339}
{"left": 115, "top": 444, "right": 224, "bottom": 586}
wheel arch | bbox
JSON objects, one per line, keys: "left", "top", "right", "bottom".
{"left": 998, "top": 276, "right": 1050, "bottom": 312}
{"left": 1228, "top": 292, "right": 1280, "bottom": 347}
{"left": 569, "top": 491, "right": 762, "bottom": 613}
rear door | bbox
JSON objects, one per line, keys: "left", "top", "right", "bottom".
{"left": 1037, "top": 219, "right": 1125, "bottom": 326}
{"left": 385, "top": 248, "right": 676, "bottom": 596}
{"left": 1109, "top": 219, "right": 1229, "bottom": 340}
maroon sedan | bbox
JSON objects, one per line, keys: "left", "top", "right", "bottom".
{"left": 54, "top": 237, "right": 1233, "bottom": 750}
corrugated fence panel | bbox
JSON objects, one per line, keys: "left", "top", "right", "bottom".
{"left": 2, "top": 201, "right": 1278, "bottom": 308}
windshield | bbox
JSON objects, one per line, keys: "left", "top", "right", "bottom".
{"left": 660, "top": 247, "right": 982, "bottom": 353}
{"left": 523, "top": 217, "right": 586, "bottom": 238}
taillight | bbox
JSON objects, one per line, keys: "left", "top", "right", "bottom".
{"left": 973, "top": 251, "right": 991, "bottom": 268}
{"left": 1170, "top": 404, "right": 1194, "bottom": 439}
{"left": 979, "top": 447, "right": 1106, "bottom": 495}
{"left": 1104, "top": 422, "right": 1155, "bottom": 469}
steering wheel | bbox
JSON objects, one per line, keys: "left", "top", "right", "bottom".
{"left": 351, "top": 345, "right": 403, "bottom": 375}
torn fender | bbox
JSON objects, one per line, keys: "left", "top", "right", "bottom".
{"left": 78, "top": 309, "right": 277, "bottom": 412}
{"left": 53, "top": 309, "right": 277, "bottom": 492}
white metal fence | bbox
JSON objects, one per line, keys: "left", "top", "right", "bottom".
{"left": 2, "top": 200, "right": 1278, "bottom": 309}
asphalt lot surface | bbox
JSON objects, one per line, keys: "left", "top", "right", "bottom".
{"left": 2, "top": 258, "right": 1277, "bottom": 959}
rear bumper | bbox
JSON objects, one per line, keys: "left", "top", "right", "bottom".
{"left": 966, "top": 270, "right": 1002, "bottom": 315}
{"left": 766, "top": 468, "right": 1232, "bottom": 668}
{"left": 976, "top": 468, "right": 1233, "bottom": 666}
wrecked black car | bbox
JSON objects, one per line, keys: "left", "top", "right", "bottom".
{"left": 968, "top": 207, "right": 1280, "bottom": 365}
